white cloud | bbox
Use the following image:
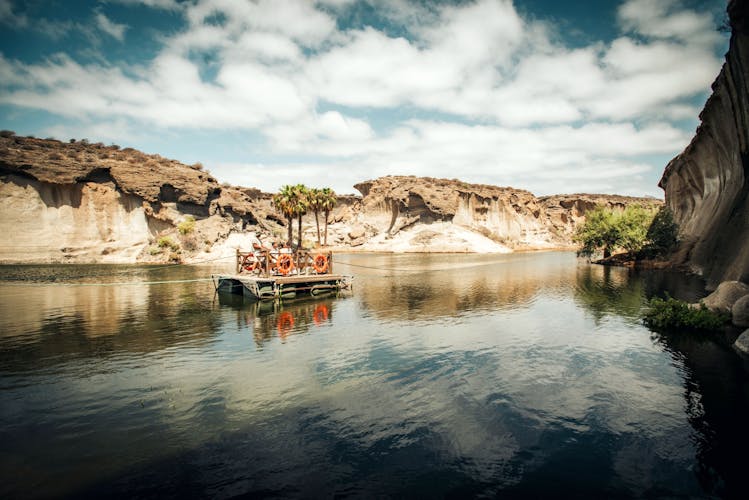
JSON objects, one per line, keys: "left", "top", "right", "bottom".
{"left": 110, "top": 0, "right": 184, "bottom": 10}
{"left": 186, "top": 0, "right": 336, "bottom": 47}
{"left": 0, "top": 0, "right": 729, "bottom": 197}
{"left": 618, "top": 0, "right": 721, "bottom": 45}
{"left": 95, "top": 12, "right": 127, "bottom": 41}
{"left": 0, "top": 0, "right": 28, "bottom": 28}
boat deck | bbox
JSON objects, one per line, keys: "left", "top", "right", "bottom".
{"left": 213, "top": 273, "right": 351, "bottom": 301}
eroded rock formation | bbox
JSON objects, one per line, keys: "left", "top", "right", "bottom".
{"left": 340, "top": 176, "right": 659, "bottom": 252}
{"left": 0, "top": 135, "right": 661, "bottom": 262}
{"left": 0, "top": 134, "right": 283, "bottom": 263}
{"left": 659, "top": 0, "right": 749, "bottom": 288}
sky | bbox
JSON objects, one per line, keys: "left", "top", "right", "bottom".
{"left": 0, "top": 0, "right": 730, "bottom": 196}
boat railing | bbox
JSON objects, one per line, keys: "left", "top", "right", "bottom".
{"left": 236, "top": 248, "right": 334, "bottom": 277}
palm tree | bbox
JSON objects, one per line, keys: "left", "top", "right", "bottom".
{"left": 320, "top": 187, "right": 337, "bottom": 246}
{"left": 307, "top": 187, "right": 323, "bottom": 247}
{"left": 292, "top": 184, "right": 308, "bottom": 250}
{"left": 272, "top": 185, "right": 296, "bottom": 246}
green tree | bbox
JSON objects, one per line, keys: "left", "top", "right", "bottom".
{"left": 272, "top": 185, "right": 297, "bottom": 246}
{"left": 292, "top": 184, "right": 309, "bottom": 250}
{"left": 320, "top": 187, "right": 337, "bottom": 246}
{"left": 616, "top": 205, "right": 655, "bottom": 253}
{"left": 575, "top": 207, "right": 619, "bottom": 258}
{"left": 307, "top": 187, "right": 324, "bottom": 247}
{"left": 575, "top": 205, "right": 657, "bottom": 259}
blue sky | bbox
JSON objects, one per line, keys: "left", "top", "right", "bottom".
{"left": 0, "top": 0, "right": 729, "bottom": 196}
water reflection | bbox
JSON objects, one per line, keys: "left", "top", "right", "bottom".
{"left": 217, "top": 293, "right": 338, "bottom": 347}
{"left": 0, "top": 273, "right": 221, "bottom": 375}
{"left": 650, "top": 329, "right": 749, "bottom": 498}
{"left": 0, "top": 256, "right": 745, "bottom": 498}
{"left": 346, "top": 252, "right": 576, "bottom": 322}
{"left": 574, "top": 264, "right": 645, "bottom": 322}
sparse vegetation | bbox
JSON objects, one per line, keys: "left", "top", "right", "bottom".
{"left": 180, "top": 235, "right": 198, "bottom": 251}
{"left": 643, "top": 296, "right": 730, "bottom": 333}
{"left": 0, "top": 130, "right": 15, "bottom": 138}
{"left": 157, "top": 236, "right": 180, "bottom": 251}
{"left": 177, "top": 215, "right": 196, "bottom": 235}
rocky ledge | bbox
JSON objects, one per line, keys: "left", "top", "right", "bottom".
{"left": 0, "top": 134, "right": 659, "bottom": 263}
{"left": 326, "top": 176, "right": 660, "bottom": 253}
{"left": 0, "top": 133, "right": 284, "bottom": 263}
{"left": 659, "top": 0, "right": 749, "bottom": 289}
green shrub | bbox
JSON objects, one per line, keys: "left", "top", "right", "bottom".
{"left": 643, "top": 296, "right": 730, "bottom": 332}
{"left": 575, "top": 205, "right": 657, "bottom": 258}
{"left": 177, "top": 216, "right": 196, "bottom": 235}
{"left": 157, "top": 236, "right": 179, "bottom": 251}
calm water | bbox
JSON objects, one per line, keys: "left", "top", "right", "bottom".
{"left": 1, "top": 252, "right": 748, "bottom": 498}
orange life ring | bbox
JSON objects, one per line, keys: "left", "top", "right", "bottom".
{"left": 313, "top": 304, "right": 329, "bottom": 325}
{"left": 277, "top": 311, "right": 294, "bottom": 338}
{"left": 313, "top": 253, "right": 328, "bottom": 274}
{"left": 276, "top": 254, "right": 294, "bottom": 275}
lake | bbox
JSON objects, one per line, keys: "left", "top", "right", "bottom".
{"left": 1, "top": 252, "right": 748, "bottom": 498}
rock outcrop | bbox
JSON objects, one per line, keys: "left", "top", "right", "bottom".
{"left": 0, "top": 135, "right": 661, "bottom": 262}
{"left": 337, "top": 176, "right": 660, "bottom": 253}
{"left": 659, "top": 0, "right": 749, "bottom": 288}
{"left": 700, "top": 280, "right": 749, "bottom": 313}
{"left": 0, "top": 134, "right": 283, "bottom": 263}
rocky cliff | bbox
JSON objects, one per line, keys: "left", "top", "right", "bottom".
{"left": 659, "top": 0, "right": 749, "bottom": 288}
{"left": 0, "top": 134, "right": 660, "bottom": 263}
{"left": 0, "top": 133, "right": 284, "bottom": 263}
{"left": 328, "top": 176, "right": 659, "bottom": 253}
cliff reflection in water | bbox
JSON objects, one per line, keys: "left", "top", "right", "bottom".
{"left": 346, "top": 252, "right": 576, "bottom": 321}
{"left": 0, "top": 265, "right": 222, "bottom": 371}
{"left": 650, "top": 330, "right": 749, "bottom": 498}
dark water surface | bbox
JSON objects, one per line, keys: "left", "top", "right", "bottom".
{"left": 1, "top": 252, "right": 748, "bottom": 498}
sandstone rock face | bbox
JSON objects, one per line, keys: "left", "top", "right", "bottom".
{"left": 0, "top": 136, "right": 662, "bottom": 262}
{"left": 0, "top": 175, "right": 159, "bottom": 262}
{"left": 0, "top": 135, "right": 283, "bottom": 263}
{"left": 701, "top": 281, "right": 749, "bottom": 313}
{"left": 659, "top": 0, "right": 749, "bottom": 288}
{"left": 732, "top": 294, "right": 749, "bottom": 327}
{"left": 346, "top": 176, "right": 659, "bottom": 252}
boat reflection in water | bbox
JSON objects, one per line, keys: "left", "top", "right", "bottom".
{"left": 217, "top": 292, "right": 342, "bottom": 347}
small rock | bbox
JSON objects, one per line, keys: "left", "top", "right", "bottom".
{"left": 732, "top": 295, "right": 749, "bottom": 327}
{"left": 734, "top": 329, "right": 749, "bottom": 355}
{"left": 701, "top": 281, "right": 749, "bottom": 313}
{"left": 348, "top": 226, "right": 365, "bottom": 240}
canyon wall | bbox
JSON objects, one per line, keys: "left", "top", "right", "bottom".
{"left": 659, "top": 0, "right": 749, "bottom": 288}
{"left": 0, "top": 134, "right": 283, "bottom": 263}
{"left": 333, "top": 176, "right": 659, "bottom": 253}
{"left": 0, "top": 135, "right": 660, "bottom": 262}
